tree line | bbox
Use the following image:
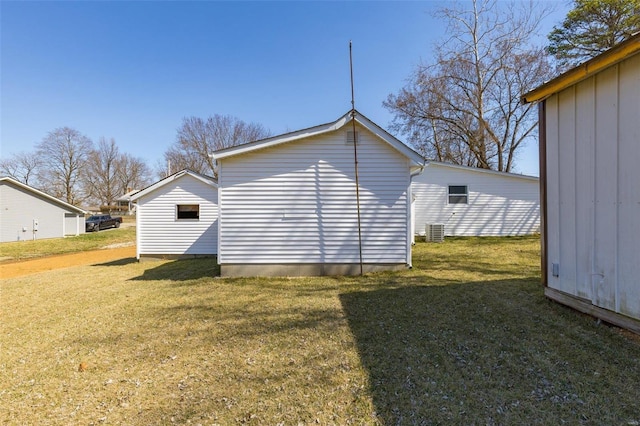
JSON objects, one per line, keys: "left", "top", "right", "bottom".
{"left": 2, "top": 0, "right": 637, "bottom": 203}
{"left": 1, "top": 128, "right": 153, "bottom": 208}
{"left": 0, "top": 114, "right": 270, "bottom": 209}
{"left": 385, "top": 0, "right": 639, "bottom": 173}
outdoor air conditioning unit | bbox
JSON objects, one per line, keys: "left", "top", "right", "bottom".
{"left": 425, "top": 224, "right": 445, "bottom": 243}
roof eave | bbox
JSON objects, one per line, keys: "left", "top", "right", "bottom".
{"left": 130, "top": 169, "right": 217, "bottom": 201}
{"left": 212, "top": 118, "right": 345, "bottom": 161}
{"left": 522, "top": 33, "right": 640, "bottom": 104}
{"left": 352, "top": 111, "right": 425, "bottom": 168}
{"left": 0, "top": 177, "right": 87, "bottom": 214}
{"left": 213, "top": 110, "right": 425, "bottom": 167}
{"left": 425, "top": 161, "right": 539, "bottom": 181}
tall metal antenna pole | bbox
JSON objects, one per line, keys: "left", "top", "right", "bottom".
{"left": 349, "top": 40, "right": 364, "bottom": 276}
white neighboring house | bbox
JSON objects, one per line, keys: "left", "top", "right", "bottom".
{"left": 412, "top": 161, "right": 540, "bottom": 238}
{"left": 522, "top": 33, "right": 640, "bottom": 333}
{"left": 212, "top": 110, "right": 425, "bottom": 277}
{"left": 130, "top": 170, "right": 218, "bottom": 260}
{"left": 115, "top": 189, "right": 139, "bottom": 215}
{"left": 0, "top": 176, "right": 86, "bottom": 242}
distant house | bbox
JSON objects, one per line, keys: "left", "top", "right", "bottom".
{"left": 412, "top": 161, "right": 540, "bottom": 238}
{"left": 522, "top": 33, "right": 640, "bottom": 333}
{"left": 212, "top": 110, "right": 425, "bottom": 277}
{"left": 130, "top": 170, "right": 218, "bottom": 260}
{"left": 115, "top": 189, "right": 139, "bottom": 215}
{"left": 0, "top": 177, "right": 86, "bottom": 242}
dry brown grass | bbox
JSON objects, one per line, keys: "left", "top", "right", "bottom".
{"left": 0, "top": 227, "right": 136, "bottom": 261}
{"left": 2, "top": 236, "right": 640, "bottom": 425}
{"left": 1, "top": 260, "right": 376, "bottom": 424}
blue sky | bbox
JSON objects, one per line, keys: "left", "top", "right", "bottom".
{"left": 1, "top": 1, "right": 569, "bottom": 176}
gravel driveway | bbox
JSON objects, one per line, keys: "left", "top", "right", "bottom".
{"left": 0, "top": 245, "right": 136, "bottom": 279}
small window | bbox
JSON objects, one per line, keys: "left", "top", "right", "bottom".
{"left": 448, "top": 185, "right": 468, "bottom": 204}
{"left": 177, "top": 204, "right": 200, "bottom": 219}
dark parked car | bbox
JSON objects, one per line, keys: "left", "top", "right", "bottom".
{"left": 85, "top": 214, "right": 122, "bottom": 232}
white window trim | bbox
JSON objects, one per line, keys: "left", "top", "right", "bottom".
{"left": 176, "top": 204, "right": 200, "bottom": 220}
{"left": 447, "top": 185, "right": 468, "bottom": 205}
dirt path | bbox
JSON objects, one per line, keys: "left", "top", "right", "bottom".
{"left": 0, "top": 246, "right": 136, "bottom": 279}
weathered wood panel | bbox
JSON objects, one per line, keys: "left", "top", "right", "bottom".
{"left": 545, "top": 287, "right": 640, "bottom": 335}
{"left": 558, "top": 88, "right": 577, "bottom": 296}
{"left": 616, "top": 53, "right": 640, "bottom": 319}
{"left": 574, "top": 78, "right": 596, "bottom": 300}
{"left": 592, "top": 65, "right": 619, "bottom": 311}
{"left": 545, "top": 94, "right": 562, "bottom": 292}
{"left": 545, "top": 50, "right": 640, "bottom": 322}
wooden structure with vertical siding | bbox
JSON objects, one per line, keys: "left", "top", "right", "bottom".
{"left": 522, "top": 33, "right": 640, "bottom": 333}
{"left": 212, "top": 110, "right": 425, "bottom": 277}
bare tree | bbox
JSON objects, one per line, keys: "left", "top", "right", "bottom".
{"left": 389, "top": 66, "right": 481, "bottom": 166}
{"left": 84, "top": 137, "right": 120, "bottom": 207}
{"left": 163, "top": 115, "right": 270, "bottom": 177}
{"left": 36, "top": 127, "right": 93, "bottom": 204}
{"left": 116, "top": 153, "right": 153, "bottom": 195}
{"left": 385, "top": 0, "right": 554, "bottom": 172}
{"left": 83, "top": 138, "right": 154, "bottom": 207}
{"left": 0, "top": 151, "right": 42, "bottom": 186}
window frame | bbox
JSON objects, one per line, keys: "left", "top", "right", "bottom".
{"left": 447, "top": 185, "right": 468, "bottom": 205}
{"left": 346, "top": 130, "right": 360, "bottom": 145}
{"left": 176, "top": 204, "right": 200, "bottom": 220}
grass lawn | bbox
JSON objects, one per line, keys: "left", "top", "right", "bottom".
{"left": 2, "top": 236, "right": 640, "bottom": 424}
{"left": 0, "top": 226, "right": 136, "bottom": 261}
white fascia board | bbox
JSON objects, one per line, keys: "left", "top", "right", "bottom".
{"left": 212, "top": 119, "right": 344, "bottom": 161}
{"left": 213, "top": 110, "right": 426, "bottom": 169}
{"left": 425, "top": 161, "right": 539, "bottom": 181}
{"left": 116, "top": 189, "right": 141, "bottom": 201}
{"left": 353, "top": 112, "right": 425, "bottom": 168}
{"left": 410, "top": 164, "right": 425, "bottom": 177}
{"left": 131, "top": 169, "right": 217, "bottom": 202}
{"left": 0, "top": 177, "right": 86, "bottom": 214}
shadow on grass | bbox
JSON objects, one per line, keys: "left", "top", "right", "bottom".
{"left": 94, "top": 257, "right": 138, "bottom": 267}
{"left": 339, "top": 279, "right": 640, "bottom": 425}
{"left": 129, "top": 258, "right": 220, "bottom": 281}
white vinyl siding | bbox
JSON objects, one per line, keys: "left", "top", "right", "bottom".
{"left": 0, "top": 182, "right": 84, "bottom": 242}
{"left": 136, "top": 174, "right": 217, "bottom": 256}
{"left": 218, "top": 124, "right": 410, "bottom": 264}
{"left": 544, "top": 52, "right": 640, "bottom": 320}
{"left": 412, "top": 163, "right": 540, "bottom": 237}
{"left": 64, "top": 213, "right": 84, "bottom": 236}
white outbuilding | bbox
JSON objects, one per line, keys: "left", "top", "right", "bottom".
{"left": 522, "top": 33, "right": 640, "bottom": 333}
{"left": 131, "top": 170, "right": 218, "bottom": 260}
{"left": 412, "top": 161, "right": 540, "bottom": 239}
{"left": 212, "top": 110, "right": 425, "bottom": 277}
{"left": 0, "top": 177, "right": 86, "bottom": 242}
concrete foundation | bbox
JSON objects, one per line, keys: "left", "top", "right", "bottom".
{"left": 220, "top": 263, "right": 408, "bottom": 277}
{"left": 138, "top": 254, "right": 217, "bottom": 262}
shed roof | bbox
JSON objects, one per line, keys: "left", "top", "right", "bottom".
{"left": 522, "top": 32, "right": 640, "bottom": 103}
{"left": 0, "top": 176, "right": 86, "bottom": 214}
{"left": 212, "top": 110, "right": 425, "bottom": 169}
{"left": 425, "top": 161, "right": 539, "bottom": 181}
{"left": 130, "top": 169, "right": 217, "bottom": 202}
{"left": 116, "top": 189, "right": 140, "bottom": 201}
